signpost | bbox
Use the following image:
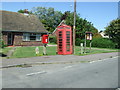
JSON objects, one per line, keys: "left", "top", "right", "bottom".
{"left": 84, "top": 32, "right": 92, "bottom": 53}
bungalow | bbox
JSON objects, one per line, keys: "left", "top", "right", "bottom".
{"left": 1, "top": 10, "right": 48, "bottom": 46}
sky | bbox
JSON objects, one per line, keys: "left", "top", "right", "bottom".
{"left": 1, "top": 2, "right": 119, "bottom": 31}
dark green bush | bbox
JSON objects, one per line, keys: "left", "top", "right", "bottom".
{"left": 0, "top": 40, "right": 7, "bottom": 48}
{"left": 75, "top": 38, "right": 84, "bottom": 46}
{"left": 91, "top": 38, "right": 115, "bottom": 48}
{"left": 49, "top": 36, "right": 57, "bottom": 44}
{"left": 75, "top": 38, "right": 115, "bottom": 49}
{"left": 75, "top": 38, "right": 90, "bottom": 47}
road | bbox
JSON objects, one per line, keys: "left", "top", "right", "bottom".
{"left": 2, "top": 56, "right": 118, "bottom": 88}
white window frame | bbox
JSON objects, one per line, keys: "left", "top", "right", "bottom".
{"left": 23, "top": 33, "right": 41, "bottom": 41}
{"left": 23, "top": 33, "right": 30, "bottom": 41}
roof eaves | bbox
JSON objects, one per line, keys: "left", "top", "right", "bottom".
{"left": 2, "top": 30, "right": 48, "bottom": 33}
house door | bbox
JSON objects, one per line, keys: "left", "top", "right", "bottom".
{"left": 8, "top": 33, "right": 13, "bottom": 45}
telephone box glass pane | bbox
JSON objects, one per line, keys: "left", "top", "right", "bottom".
{"left": 59, "top": 31, "right": 63, "bottom": 52}
{"left": 66, "top": 31, "right": 70, "bottom": 52}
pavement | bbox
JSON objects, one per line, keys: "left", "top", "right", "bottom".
{"left": 1, "top": 52, "right": 119, "bottom": 68}
{"left": 6, "top": 47, "right": 16, "bottom": 57}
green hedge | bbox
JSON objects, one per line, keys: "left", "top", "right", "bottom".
{"left": 75, "top": 38, "right": 116, "bottom": 49}
{"left": 92, "top": 38, "right": 115, "bottom": 48}
{"left": 49, "top": 36, "right": 57, "bottom": 44}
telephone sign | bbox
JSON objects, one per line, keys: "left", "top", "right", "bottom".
{"left": 86, "top": 32, "right": 92, "bottom": 40}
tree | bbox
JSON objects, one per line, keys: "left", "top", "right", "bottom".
{"left": 31, "top": 7, "right": 62, "bottom": 32}
{"left": 104, "top": 18, "right": 120, "bottom": 48}
{"left": 18, "top": 9, "right": 25, "bottom": 13}
{"left": 65, "top": 11, "right": 100, "bottom": 39}
{"left": 31, "top": 7, "right": 101, "bottom": 44}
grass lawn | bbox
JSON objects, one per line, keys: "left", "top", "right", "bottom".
{"left": 11, "top": 46, "right": 57, "bottom": 58}
{"left": 2, "top": 45, "right": 119, "bottom": 58}
{"left": 75, "top": 46, "right": 119, "bottom": 56}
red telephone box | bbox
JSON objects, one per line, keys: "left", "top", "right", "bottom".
{"left": 57, "top": 24, "right": 72, "bottom": 55}
{"left": 42, "top": 35, "right": 49, "bottom": 44}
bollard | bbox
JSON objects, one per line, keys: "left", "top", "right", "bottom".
{"left": 80, "top": 43, "right": 83, "bottom": 54}
{"left": 35, "top": 47, "right": 39, "bottom": 56}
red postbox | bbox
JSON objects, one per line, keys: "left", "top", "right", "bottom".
{"left": 42, "top": 35, "right": 49, "bottom": 44}
{"left": 56, "top": 24, "right": 73, "bottom": 55}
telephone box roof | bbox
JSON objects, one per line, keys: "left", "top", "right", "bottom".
{"left": 57, "top": 24, "right": 71, "bottom": 28}
{"left": 85, "top": 32, "right": 92, "bottom": 34}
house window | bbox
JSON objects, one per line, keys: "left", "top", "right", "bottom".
{"left": 23, "top": 33, "right": 41, "bottom": 41}
{"left": 23, "top": 33, "right": 30, "bottom": 41}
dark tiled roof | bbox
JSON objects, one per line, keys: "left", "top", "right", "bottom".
{"left": 1, "top": 10, "right": 48, "bottom": 33}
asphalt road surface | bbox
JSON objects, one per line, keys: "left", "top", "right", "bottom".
{"left": 2, "top": 56, "right": 118, "bottom": 88}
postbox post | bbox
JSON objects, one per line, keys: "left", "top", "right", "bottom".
{"left": 84, "top": 33, "right": 86, "bottom": 54}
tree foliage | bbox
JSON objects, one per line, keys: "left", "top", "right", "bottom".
{"left": 31, "top": 7, "right": 100, "bottom": 39}
{"left": 18, "top": 9, "right": 25, "bottom": 13}
{"left": 31, "top": 7, "right": 62, "bottom": 32}
{"left": 104, "top": 18, "right": 120, "bottom": 48}
{"left": 64, "top": 11, "right": 100, "bottom": 39}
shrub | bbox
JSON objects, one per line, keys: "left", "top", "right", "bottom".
{"left": 75, "top": 38, "right": 90, "bottom": 47}
{"left": 49, "top": 36, "right": 57, "bottom": 44}
{"left": 0, "top": 40, "right": 7, "bottom": 48}
{"left": 92, "top": 38, "right": 115, "bottom": 48}
{"left": 75, "top": 38, "right": 84, "bottom": 46}
{"left": 75, "top": 38, "right": 116, "bottom": 49}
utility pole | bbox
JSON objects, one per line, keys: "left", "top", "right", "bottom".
{"left": 84, "top": 33, "right": 86, "bottom": 54}
{"left": 73, "top": 0, "right": 76, "bottom": 54}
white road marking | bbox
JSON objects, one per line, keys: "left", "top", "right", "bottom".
{"left": 26, "top": 71, "right": 46, "bottom": 76}
{"left": 64, "top": 66, "right": 72, "bottom": 69}
{"left": 89, "top": 56, "right": 119, "bottom": 64}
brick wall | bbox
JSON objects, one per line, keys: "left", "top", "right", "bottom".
{"left": 2, "top": 32, "right": 43, "bottom": 46}
{"left": 2, "top": 32, "right": 7, "bottom": 45}
{"left": 13, "top": 32, "right": 43, "bottom": 46}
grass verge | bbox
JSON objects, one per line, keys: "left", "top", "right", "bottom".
{"left": 1, "top": 46, "right": 119, "bottom": 58}
{"left": 1, "top": 47, "right": 12, "bottom": 55}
